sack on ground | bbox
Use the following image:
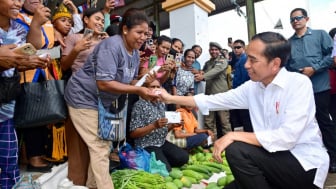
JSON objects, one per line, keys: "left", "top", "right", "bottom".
{"left": 12, "top": 174, "right": 41, "bottom": 189}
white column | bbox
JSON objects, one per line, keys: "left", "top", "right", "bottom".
{"left": 162, "top": 0, "right": 215, "bottom": 66}
{"left": 162, "top": 0, "right": 215, "bottom": 128}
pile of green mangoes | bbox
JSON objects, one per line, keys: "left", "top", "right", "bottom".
{"left": 164, "top": 146, "right": 235, "bottom": 189}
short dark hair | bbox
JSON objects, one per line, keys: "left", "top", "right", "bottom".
{"left": 233, "top": 39, "right": 245, "bottom": 46}
{"left": 191, "top": 44, "right": 202, "bottom": 51}
{"left": 329, "top": 28, "right": 336, "bottom": 39}
{"left": 183, "top": 49, "right": 195, "bottom": 59}
{"left": 251, "top": 32, "right": 291, "bottom": 67}
{"left": 80, "top": 7, "right": 104, "bottom": 33}
{"left": 290, "top": 8, "right": 308, "bottom": 17}
{"left": 172, "top": 38, "right": 184, "bottom": 47}
{"left": 118, "top": 8, "right": 149, "bottom": 34}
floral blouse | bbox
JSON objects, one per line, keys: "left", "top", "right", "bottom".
{"left": 174, "top": 68, "right": 194, "bottom": 96}
{"left": 130, "top": 98, "right": 167, "bottom": 148}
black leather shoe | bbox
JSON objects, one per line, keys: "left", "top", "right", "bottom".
{"left": 26, "top": 164, "right": 52, "bottom": 173}
{"left": 329, "top": 161, "right": 336, "bottom": 173}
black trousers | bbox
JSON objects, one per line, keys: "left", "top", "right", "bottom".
{"left": 314, "top": 90, "right": 336, "bottom": 160}
{"left": 145, "top": 141, "right": 189, "bottom": 171}
{"left": 229, "top": 109, "right": 253, "bottom": 132}
{"left": 224, "top": 142, "right": 318, "bottom": 189}
{"left": 329, "top": 93, "right": 336, "bottom": 125}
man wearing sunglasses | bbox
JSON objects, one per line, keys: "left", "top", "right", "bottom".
{"left": 230, "top": 39, "right": 253, "bottom": 133}
{"left": 286, "top": 8, "right": 336, "bottom": 173}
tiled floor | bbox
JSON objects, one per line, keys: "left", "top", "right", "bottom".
{"left": 325, "top": 173, "right": 336, "bottom": 189}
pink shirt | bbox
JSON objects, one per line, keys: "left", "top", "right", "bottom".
{"left": 62, "top": 33, "right": 100, "bottom": 73}
{"left": 142, "top": 56, "right": 166, "bottom": 79}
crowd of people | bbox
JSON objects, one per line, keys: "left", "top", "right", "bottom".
{"left": 0, "top": 0, "right": 335, "bottom": 188}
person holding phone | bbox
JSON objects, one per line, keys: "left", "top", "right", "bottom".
{"left": 15, "top": 0, "right": 61, "bottom": 174}
{"left": 172, "top": 49, "right": 196, "bottom": 101}
{"left": 61, "top": 7, "right": 108, "bottom": 73}
{"left": 138, "top": 35, "right": 174, "bottom": 84}
{"left": 0, "top": 0, "right": 49, "bottom": 187}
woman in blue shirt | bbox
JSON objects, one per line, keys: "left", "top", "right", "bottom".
{"left": 64, "top": 8, "right": 157, "bottom": 189}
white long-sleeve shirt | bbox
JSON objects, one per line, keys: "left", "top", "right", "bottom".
{"left": 194, "top": 68, "right": 329, "bottom": 188}
{"left": 69, "top": 14, "right": 83, "bottom": 35}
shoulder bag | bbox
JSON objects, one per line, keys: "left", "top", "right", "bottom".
{"left": 14, "top": 69, "right": 67, "bottom": 128}
{"left": 92, "top": 56, "right": 127, "bottom": 142}
{"left": 0, "top": 69, "right": 21, "bottom": 104}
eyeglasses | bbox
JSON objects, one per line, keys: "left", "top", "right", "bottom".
{"left": 290, "top": 15, "right": 306, "bottom": 23}
{"left": 233, "top": 46, "right": 242, "bottom": 49}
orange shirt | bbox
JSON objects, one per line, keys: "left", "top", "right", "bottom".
{"left": 174, "top": 108, "right": 198, "bottom": 133}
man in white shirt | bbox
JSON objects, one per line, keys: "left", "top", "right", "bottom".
{"left": 158, "top": 32, "right": 329, "bottom": 189}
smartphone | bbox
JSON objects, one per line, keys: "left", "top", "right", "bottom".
{"left": 141, "top": 48, "right": 153, "bottom": 58}
{"left": 45, "top": 0, "right": 59, "bottom": 18}
{"left": 13, "top": 43, "right": 37, "bottom": 55}
{"left": 147, "top": 39, "right": 153, "bottom": 46}
{"left": 228, "top": 37, "right": 233, "bottom": 44}
{"left": 83, "top": 28, "right": 94, "bottom": 38}
{"left": 175, "top": 53, "right": 182, "bottom": 67}
{"left": 166, "top": 54, "right": 174, "bottom": 62}
{"left": 148, "top": 55, "right": 157, "bottom": 69}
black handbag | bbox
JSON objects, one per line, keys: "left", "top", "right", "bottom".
{"left": 0, "top": 69, "right": 21, "bottom": 104}
{"left": 14, "top": 70, "right": 67, "bottom": 128}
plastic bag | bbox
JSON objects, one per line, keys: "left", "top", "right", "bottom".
{"left": 118, "top": 143, "right": 150, "bottom": 171}
{"left": 149, "top": 152, "right": 169, "bottom": 177}
{"left": 12, "top": 174, "right": 41, "bottom": 189}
